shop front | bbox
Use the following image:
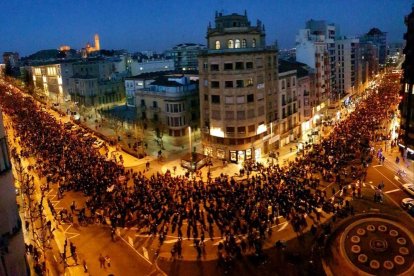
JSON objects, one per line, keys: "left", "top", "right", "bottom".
{"left": 229, "top": 148, "right": 254, "bottom": 163}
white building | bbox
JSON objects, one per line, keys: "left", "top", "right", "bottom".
{"left": 335, "top": 37, "right": 360, "bottom": 97}
{"left": 296, "top": 29, "right": 330, "bottom": 119}
{"left": 32, "top": 61, "right": 75, "bottom": 102}
{"left": 130, "top": 59, "right": 174, "bottom": 76}
{"left": 306, "top": 20, "right": 338, "bottom": 99}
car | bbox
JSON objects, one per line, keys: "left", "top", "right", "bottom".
{"left": 92, "top": 139, "right": 104, "bottom": 149}
{"left": 401, "top": 198, "right": 414, "bottom": 209}
{"left": 402, "top": 184, "right": 414, "bottom": 197}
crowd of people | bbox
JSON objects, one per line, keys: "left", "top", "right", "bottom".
{"left": 0, "top": 73, "right": 401, "bottom": 266}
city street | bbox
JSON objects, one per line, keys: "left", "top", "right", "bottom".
{"left": 1, "top": 70, "right": 414, "bottom": 276}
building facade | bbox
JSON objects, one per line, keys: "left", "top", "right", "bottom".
{"left": 199, "top": 12, "right": 278, "bottom": 162}
{"left": 360, "top": 28, "right": 387, "bottom": 65}
{"left": 68, "top": 58, "right": 125, "bottom": 107}
{"left": 400, "top": 6, "right": 414, "bottom": 159}
{"left": 130, "top": 59, "right": 174, "bottom": 76}
{"left": 278, "top": 60, "right": 301, "bottom": 146}
{"left": 334, "top": 37, "right": 360, "bottom": 97}
{"left": 126, "top": 74, "right": 199, "bottom": 137}
{"left": 170, "top": 43, "right": 205, "bottom": 71}
{"left": 32, "top": 61, "right": 74, "bottom": 102}
{"left": 306, "top": 20, "right": 338, "bottom": 99}
{"left": 296, "top": 28, "right": 331, "bottom": 119}
{"left": 0, "top": 107, "right": 28, "bottom": 276}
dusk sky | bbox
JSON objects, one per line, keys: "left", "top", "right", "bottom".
{"left": 0, "top": 0, "right": 411, "bottom": 56}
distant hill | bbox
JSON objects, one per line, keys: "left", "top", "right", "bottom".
{"left": 22, "top": 49, "right": 77, "bottom": 61}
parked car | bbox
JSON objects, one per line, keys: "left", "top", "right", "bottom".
{"left": 92, "top": 139, "right": 104, "bottom": 149}
{"left": 401, "top": 198, "right": 414, "bottom": 209}
{"left": 402, "top": 184, "right": 414, "bottom": 197}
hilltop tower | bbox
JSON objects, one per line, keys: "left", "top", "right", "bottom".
{"left": 94, "top": 33, "right": 100, "bottom": 51}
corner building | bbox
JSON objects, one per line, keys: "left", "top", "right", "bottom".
{"left": 199, "top": 12, "right": 278, "bottom": 162}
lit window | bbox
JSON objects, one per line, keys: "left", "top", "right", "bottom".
{"left": 228, "top": 40, "right": 234, "bottom": 49}
{"left": 215, "top": 40, "right": 221, "bottom": 49}
{"left": 235, "top": 39, "right": 240, "bottom": 49}
{"left": 242, "top": 39, "right": 247, "bottom": 48}
{"left": 252, "top": 39, "right": 256, "bottom": 48}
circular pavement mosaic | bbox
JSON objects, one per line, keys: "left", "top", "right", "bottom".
{"left": 340, "top": 218, "right": 414, "bottom": 275}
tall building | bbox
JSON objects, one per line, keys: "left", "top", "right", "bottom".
{"left": 170, "top": 43, "right": 205, "bottom": 71}
{"left": 278, "top": 60, "right": 301, "bottom": 146}
{"left": 296, "top": 28, "right": 330, "bottom": 117}
{"left": 360, "top": 28, "right": 387, "bottom": 65}
{"left": 199, "top": 11, "right": 278, "bottom": 162}
{"left": 400, "top": 5, "right": 414, "bottom": 159}
{"left": 0, "top": 107, "right": 28, "bottom": 276}
{"left": 306, "top": 20, "right": 338, "bottom": 98}
{"left": 334, "top": 37, "right": 360, "bottom": 97}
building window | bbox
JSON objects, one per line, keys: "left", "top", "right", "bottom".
{"left": 228, "top": 40, "right": 234, "bottom": 49}
{"left": 237, "top": 111, "right": 245, "bottom": 120}
{"left": 224, "top": 63, "right": 233, "bottom": 70}
{"left": 225, "top": 111, "right": 234, "bottom": 120}
{"left": 226, "top": 127, "right": 235, "bottom": 133}
{"left": 235, "top": 39, "right": 241, "bottom": 48}
{"left": 247, "top": 94, "right": 254, "bottom": 103}
{"left": 225, "top": 96, "right": 234, "bottom": 104}
{"left": 225, "top": 81, "right": 233, "bottom": 88}
{"left": 252, "top": 39, "right": 256, "bottom": 48}
{"left": 235, "top": 62, "right": 244, "bottom": 70}
{"left": 236, "top": 96, "right": 245, "bottom": 104}
{"left": 237, "top": 126, "right": 246, "bottom": 134}
{"left": 211, "top": 81, "right": 220, "bottom": 88}
{"left": 215, "top": 40, "right": 221, "bottom": 49}
{"left": 248, "top": 125, "right": 255, "bottom": 133}
{"left": 236, "top": 80, "right": 244, "bottom": 88}
{"left": 211, "top": 95, "right": 220, "bottom": 104}
{"left": 246, "top": 62, "right": 253, "bottom": 69}
{"left": 210, "top": 64, "right": 219, "bottom": 71}
{"left": 242, "top": 39, "right": 247, "bottom": 48}
{"left": 204, "top": 94, "right": 208, "bottom": 101}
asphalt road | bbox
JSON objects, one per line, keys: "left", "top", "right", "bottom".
{"left": 364, "top": 147, "right": 414, "bottom": 222}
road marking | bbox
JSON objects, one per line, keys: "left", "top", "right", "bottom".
{"left": 362, "top": 182, "right": 366, "bottom": 187}
{"left": 118, "top": 234, "right": 152, "bottom": 265}
{"left": 65, "top": 232, "right": 80, "bottom": 240}
{"left": 277, "top": 221, "right": 289, "bottom": 232}
{"left": 163, "top": 239, "right": 178, "bottom": 244}
{"left": 394, "top": 176, "right": 400, "bottom": 181}
{"left": 370, "top": 185, "right": 375, "bottom": 190}
{"left": 372, "top": 167, "right": 404, "bottom": 191}
{"left": 373, "top": 165, "right": 383, "bottom": 168}
{"left": 369, "top": 181, "right": 373, "bottom": 184}
{"left": 384, "top": 188, "right": 401, "bottom": 194}
{"left": 213, "top": 239, "right": 225, "bottom": 246}
{"left": 142, "top": 247, "right": 149, "bottom": 260}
